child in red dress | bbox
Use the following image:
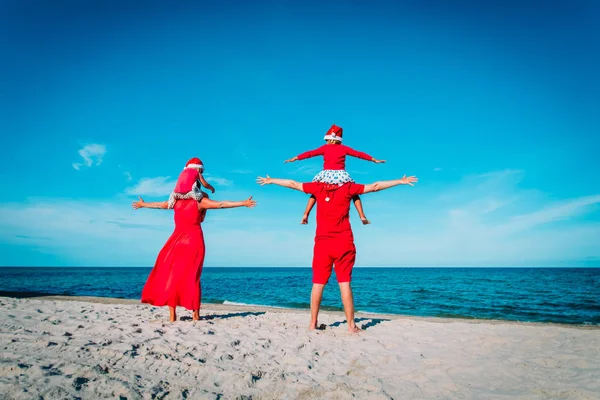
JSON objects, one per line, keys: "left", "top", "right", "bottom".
{"left": 284, "top": 124, "right": 385, "bottom": 224}
{"left": 167, "top": 157, "right": 215, "bottom": 209}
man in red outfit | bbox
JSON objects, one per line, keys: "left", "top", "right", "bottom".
{"left": 257, "top": 174, "right": 418, "bottom": 333}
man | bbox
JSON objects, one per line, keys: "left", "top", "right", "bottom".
{"left": 256, "top": 174, "right": 417, "bottom": 333}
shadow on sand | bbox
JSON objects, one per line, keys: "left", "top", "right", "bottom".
{"left": 329, "top": 317, "right": 391, "bottom": 330}
{"left": 179, "top": 311, "right": 266, "bottom": 321}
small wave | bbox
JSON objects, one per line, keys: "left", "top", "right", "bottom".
{"left": 356, "top": 310, "right": 392, "bottom": 316}
{"left": 283, "top": 301, "right": 343, "bottom": 312}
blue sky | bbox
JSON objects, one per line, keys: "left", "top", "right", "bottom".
{"left": 1, "top": 0, "right": 599, "bottom": 267}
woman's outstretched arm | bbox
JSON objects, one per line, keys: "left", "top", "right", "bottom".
{"left": 198, "top": 196, "right": 256, "bottom": 210}
{"left": 131, "top": 196, "right": 169, "bottom": 210}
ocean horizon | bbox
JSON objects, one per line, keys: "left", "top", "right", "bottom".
{"left": 1, "top": 267, "right": 599, "bottom": 326}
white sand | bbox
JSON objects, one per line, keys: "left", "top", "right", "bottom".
{"left": 0, "top": 296, "right": 598, "bottom": 400}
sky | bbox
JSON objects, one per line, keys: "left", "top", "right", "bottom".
{"left": 0, "top": 0, "right": 599, "bottom": 267}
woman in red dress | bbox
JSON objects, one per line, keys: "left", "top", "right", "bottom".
{"left": 132, "top": 195, "right": 256, "bottom": 322}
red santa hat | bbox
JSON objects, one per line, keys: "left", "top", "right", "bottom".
{"left": 323, "top": 124, "right": 343, "bottom": 142}
{"left": 185, "top": 157, "right": 203, "bottom": 170}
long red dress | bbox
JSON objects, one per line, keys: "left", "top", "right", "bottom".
{"left": 141, "top": 199, "right": 205, "bottom": 310}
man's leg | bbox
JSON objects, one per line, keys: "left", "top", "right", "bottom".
{"left": 339, "top": 282, "right": 360, "bottom": 333}
{"left": 333, "top": 242, "right": 360, "bottom": 333}
{"left": 309, "top": 284, "right": 325, "bottom": 330}
{"left": 310, "top": 240, "right": 333, "bottom": 330}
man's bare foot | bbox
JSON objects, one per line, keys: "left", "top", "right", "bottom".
{"left": 301, "top": 214, "right": 309, "bottom": 225}
{"left": 192, "top": 311, "right": 200, "bottom": 321}
{"left": 308, "top": 321, "right": 326, "bottom": 330}
{"left": 361, "top": 218, "right": 371, "bottom": 225}
{"left": 348, "top": 325, "right": 361, "bottom": 333}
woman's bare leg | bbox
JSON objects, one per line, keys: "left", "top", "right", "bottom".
{"left": 192, "top": 309, "right": 200, "bottom": 321}
{"left": 353, "top": 195, "right": 370, "bottom": 224}
{"left": 169, "top": 306, "right": 177, "bottom": 322}
{"left": 301, "top": 195, "right": 317, "bottom": 224}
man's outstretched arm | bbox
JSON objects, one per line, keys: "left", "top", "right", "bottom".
{"left": 256, "top": 175, "right": 303, "bottom": 191}
{"left": 363, "top": 175, "right": 418, "bottom": 194}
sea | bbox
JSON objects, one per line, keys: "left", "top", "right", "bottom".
{"left": 1, "top": 267, "right": 599, "bottom": 325}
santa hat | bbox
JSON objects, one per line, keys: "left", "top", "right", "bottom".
{"left": 323, "top": 124, "right": 343, "bottom": 142}
{"left": 185, "top": 157, "right": 203, "bottom": 170}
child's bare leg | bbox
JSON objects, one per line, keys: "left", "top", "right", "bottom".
{"left": 301, "top": 195, "right": 316, "bottom": 224}
{"left": 169, "top": 306, "right": 177, "bottom": 322}
{"left": 353, "top": 195, "right": 370, "bottom": 224}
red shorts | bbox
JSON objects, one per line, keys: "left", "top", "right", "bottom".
{"left": 312, "top": 240, "right": 356, "bottom": 284}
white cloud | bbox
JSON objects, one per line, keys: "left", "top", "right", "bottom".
{"left": 125, "top": 176, "right": 176, "bottom": 197}
{"left": 204, "top": 173, "right": 233, "bottom": 187}
{"left": 290, "top": 164, "right": 322, "bottom": 177}
{"left": 1, "top": 169, "right": 598, "bottom": 267}
{"left": 72, "top": 144, "right": 106, "bottom": 170}
{"left": 352, "top": 169, "right": 600, "bottom": 266}
{"left": 124, "top": 173, "right": 233, "bottom": 198}
{"left": 123, "top": 171, "right": 133, "bottom": 182}
{"left": 0, "top": 198, "right": 309, "bottom": 267}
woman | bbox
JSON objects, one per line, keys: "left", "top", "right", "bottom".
{"left": 132, "top": 194, "right": 256, "bottom": 322}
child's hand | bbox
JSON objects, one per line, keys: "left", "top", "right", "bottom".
{"left": 284, "top": 157, "right": 298, "bottom": 163}
{"left": 374, "top": 159, "right": 386, "bottom": 164}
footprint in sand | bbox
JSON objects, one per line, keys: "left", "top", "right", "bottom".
{"left": 92, "top": 364, "right": 109, "bottom": 374}
{"left": 72, "top": 377, "right": 89, "bottom": 391}
{"left": 41, "top": 364, "right": 62, "bottom": 376}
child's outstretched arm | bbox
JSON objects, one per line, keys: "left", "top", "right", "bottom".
{"left": 345, "top": 146, "right": 386, "bottom": 163}
{"left": 284, "top": 146, "right": 325, "bottom": 163}
{"left": 198, "top": 173, "right": 215, "bottom": 193}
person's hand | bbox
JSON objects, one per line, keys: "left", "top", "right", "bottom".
{"left": 400, "top": 175, "right": 418, "bottom": 186}
{"left": 243, "top": 196, "right": 257, "bottom": 208}
{"left": 374, "top": 159, "right": 386, "bottom": 164}
{"left": 132, "top": 196, "right": 145, "bottom": 210}
{"left": 284, "top": 157, "right": 297, "bottom": 163}
{"left": 256, "top": 175, "right": 273, "bottom": 185}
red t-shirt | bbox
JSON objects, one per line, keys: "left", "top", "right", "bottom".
{"left": 302, "top": 182, "right": 365, "bottom": 241}
{"left": 296, "top": 144, "right": 372, "bottom": 170}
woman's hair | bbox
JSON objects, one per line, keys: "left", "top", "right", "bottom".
{"left": 326, "top": 139, "right": 342, "bottom": 144}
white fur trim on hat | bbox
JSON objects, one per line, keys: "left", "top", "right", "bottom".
{"left": 323, "top": 134, "right": 343, "bottom": 142}
{"left": 185, "top": 163, "right": 204, "bottom": 170}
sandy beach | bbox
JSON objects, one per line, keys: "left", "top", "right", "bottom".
{"left": 0, "top": 295, "right": 598, "bottom": 399}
